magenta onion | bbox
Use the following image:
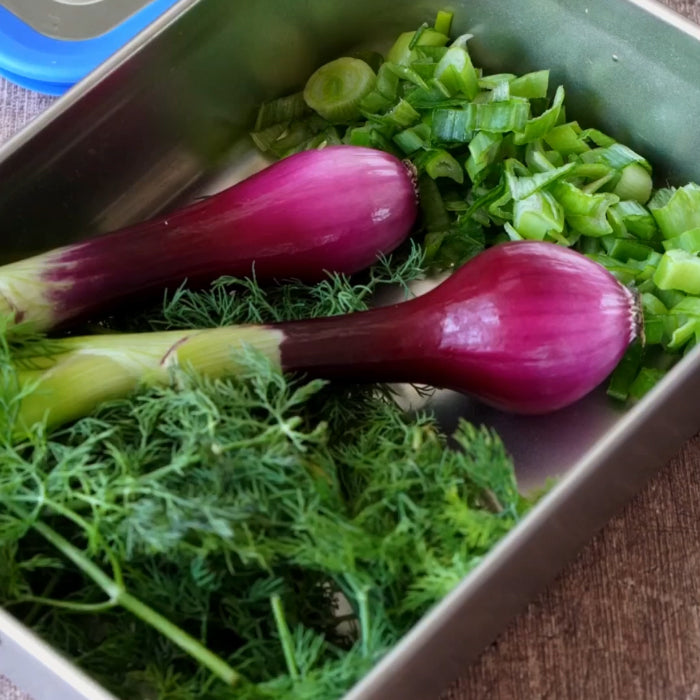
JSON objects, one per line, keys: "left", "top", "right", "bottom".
{"left": 279, "top": 240, "right": 641, "bottom": 413}
{"left": 0, "top": 146, "right": 417, "bottom": 331}
{"left": 18, "top": 241, "right": 641, "bottom": 432}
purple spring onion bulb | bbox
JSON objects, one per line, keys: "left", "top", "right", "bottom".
{"left": 279, "top": 240, "right": 642, "bottom": 414}
{"left": 17, "top": 241, "right": 641, "bottom": 433}
{"left": 0, "top": 146, "right": 417, "bottom": 331}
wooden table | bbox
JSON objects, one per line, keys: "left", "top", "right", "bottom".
{"left": 1, "top": 2, "right": 699, "bottom": 699}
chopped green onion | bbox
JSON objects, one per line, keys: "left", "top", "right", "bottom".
{"left": 553, "top": 181, "right": 619, "bottom": 236}
{"left": 384, "top": 62, "right": 429, "bottom": 89}
{"left": 508, "top": 70, "right": 550, "bottom": 99}
{"left": 513, "top": 85, "right": 565, "bottom": 145}
{"left": 504, "top": 222, "right": 524, "bottom": 240}
{"left": 411, "top": 60, "right": 439, "bottom": 81}
{"left": 382, "top": 99, "right": 422, "bottom": 128}
{"left": 662, "top": 227, "right": 700, "bottom": 254}
{"left": 359, "top": 90, "right": 394, "bottom": 113}
{"left": 466, "top": 131, "right": 502, "bottom": 183}
{"left": 345, "top": 125, "right": 373, "bottom": 147}
{"left": 512, "top": 191, "right": 565, "bottom": 241}
{"left": 543, "top": 122, "right": 591, "bottom": 155}
{"left": 613, "top": 164, "right": 653, "bottom": 204}
{"left": 250, "top": 123, "right": 289, "bottom": 153}
{"left": 595, "top": 143, "right": 651, "bottom": 172}
{"left": 432, "top": 108, "right": 473, "bottom": 141}
{"left": 567, "top": 162, "right": 612, "bottom": 182}
{"left": 653, "top": 249, "right": 700, "bottom": 294}
{"left": 611, "top": 200, "right": 659, "bottom": 240}
{"left": 586, "top": 253, "right": 642, "bottom": 285}
{"left": 649, "top": 184, "right": 700, "bottom": 238}
{"left": 655, "top": 287, "right": 687, "bottom": 310}
{"left": 404, "top": 81, "right": 456, "bottom": 109}
{"left": 434, "top": 46, "right": 479, "bottom": 99}
{"left": 607, "top": 341, "right": 644, "bottom": 401}
{"left": 670, "top": 296, "right": 700, "bottom": 317}
{"left": 393, "top": 123, "right": 431, "bottom": 154}
{"left": 643, "top": 318, "right": 665, "bottom": 345}
{"left": 408, "top": 22, "right": 431, "bottom": 50}
{"left": 257, "top": 119, "right": 326, "bottom": 158}
{"left": 376, "top": 63, "right": 400, "bottom": 99}
{"left": 642, "top": 292, "right": 669, "bottom": 316}
{"left": 254, "top": 92, "right": 311, "bottom": 130}
{"left": 478, "top": 73, "right": 516, "bottom": 90}
{"left": 628, "top": 367, "right": 666, "bottom": 399}
{"left": 433, "top": 99, "right": 530, "bottom": 140}
{"left": 524, "top": 140, "right": 558, "bottom": 173}
{"left": 434, "top": 10, "right": 454, "bottom": 36}
{"left": 579, "top": 128, "right": 617, "bottom": 147}
{"left": 416, "top": 45, "right": 449, "bottom": 61}
{"left": 418, "top": 149, "right": 464, "bottom": 183}
{"left": 487, "top": 187, "right": 514, "bottom": 222}
{"left": 475, "top": 99, "right": 530, "bottom": 132}
{"left": 490, "top": 80, "right": 511, "bottom": 102}
{"left": 303, "top": 127, "right": 342, "bottom": 150}
{"left": 386, "top": 28, "right": 449, "bottom": 65}
{"left": 505, "top": 159, "right": 575, "bottom": 201}
{"left": 418, "top": 174, "right": 451, "bottom": 233}
{"left": 581, "top": 172, "right": 616, "bottom": 195}
{"left": 607, "top": 238, "right": 655, "bottom": 261}
{"left": 303, "top": 57, "right": 377, "bottom": 123}
{"left": 641, "top": 293, "right": 669, "bottom": 345}
{"left": 667, "top": 319, "right": 700, "bottom": 351}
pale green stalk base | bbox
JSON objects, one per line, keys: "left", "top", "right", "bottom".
{"left": 17, "top": 325, "right": 285, "bottom": 432}
{"left": 0, "top": 252, "right": 65, "bottom": 331}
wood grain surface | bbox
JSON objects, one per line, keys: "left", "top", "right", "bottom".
{"left": 0, "top": 2, "right": 699, "bottom": 700}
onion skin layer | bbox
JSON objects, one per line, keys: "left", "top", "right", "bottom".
{"left": 0, "top": 146, "right": 417, "bottom": 331}
{"left": 279, "top": 241, "right": 641, "bottom": 414}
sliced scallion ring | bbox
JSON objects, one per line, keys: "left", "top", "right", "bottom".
{"left": 303, "top": 57, "right": 377, "bottom": 123}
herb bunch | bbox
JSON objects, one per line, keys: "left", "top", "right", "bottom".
{"left": 0, "top": 246, "right": 530, "bottom": 699}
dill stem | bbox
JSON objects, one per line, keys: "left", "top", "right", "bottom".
{"left": 26, "top": 516, "right": 242, "bottom": 687}
{"left": 118, "top": 592, "right": 241, "bottom": 686}
{"left": 482, "top": 488, "right": 504, "bottom": 514}
{"left": 271, "top": 595, "right": 300, "bottom": 680}
{"left": 356, "top": 588, "right": 371, "bottom": 658}
{"left": 22, "top": 572, "right": 60, "bottom": 625}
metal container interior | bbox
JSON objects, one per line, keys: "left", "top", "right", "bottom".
{"left": 0, "top": 0, "right": 155, "bottom": 40}
{"left": 1, "top": 0, "right": 700, "bottom": 698}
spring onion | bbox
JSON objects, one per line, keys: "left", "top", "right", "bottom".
{"left": 0, "top": 146, "right": 417, "bottom": 332}
{"left": 14, "top": 241, "right": 639, "bottom": 433}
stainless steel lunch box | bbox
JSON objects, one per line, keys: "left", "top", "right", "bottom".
{"left": 1, "top": 1, "right": 700, "bottom": 698}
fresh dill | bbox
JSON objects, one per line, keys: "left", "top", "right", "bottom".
{"left": 0, "top": 245, "right": 532, "bottom": 699}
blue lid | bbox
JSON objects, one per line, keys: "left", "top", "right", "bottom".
{"left": 0, "top": 0, "right": 180, "bottom": 96}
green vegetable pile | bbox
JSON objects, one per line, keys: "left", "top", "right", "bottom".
{"left": 254, "top": 10, "right": 700, "bottom": 402}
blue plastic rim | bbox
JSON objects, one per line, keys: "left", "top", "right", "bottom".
{"left": 0, "top": 0, "right": 180, "bottom": 95}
